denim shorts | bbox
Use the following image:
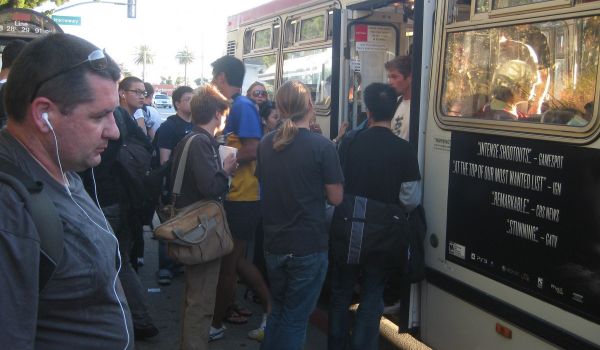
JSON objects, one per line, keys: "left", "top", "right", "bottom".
{"left": 224, "top": 201, "right": 261, "bottom": 241}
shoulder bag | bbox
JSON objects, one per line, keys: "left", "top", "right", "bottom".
{"left": 153, "top": 133, "right": 234, "bottom": 265}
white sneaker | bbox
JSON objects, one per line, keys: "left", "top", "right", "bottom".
{"left": 248, "top": 325, "right": 265, "bottom": 342}
{"left": 209, "top": 325, "right": 226, "bottom": 342}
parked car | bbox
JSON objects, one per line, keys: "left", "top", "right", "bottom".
{"left": 153, "top": 93, "right": 172, "bottom": 109}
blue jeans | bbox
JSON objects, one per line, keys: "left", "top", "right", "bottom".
{"left": 328, "top": 262, "right": 390, "bottom": 350}
{"left": 261, "top": 251, "right": 328, "bottom": 350}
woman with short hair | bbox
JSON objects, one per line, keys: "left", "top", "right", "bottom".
{"left": 169, "top": 84, "right": 237, "bottom": 350}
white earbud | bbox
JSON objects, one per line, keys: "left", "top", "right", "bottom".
{"left": 42, "top": 112, "right": 53, "bottom": 130}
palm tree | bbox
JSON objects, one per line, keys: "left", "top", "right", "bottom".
{"left": 133, "top": 45, "right": 154, "bottom": 81}
{"left": 175, "top": 47, "right": 195, "bottom": 86}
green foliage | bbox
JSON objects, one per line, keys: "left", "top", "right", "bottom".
{"left": 299, "top": 15, "right": 324, "bottom": 41}
{"left": 160, "top": 76, "right": 173, "bottom": 85}
{"left": 0, "top": 0, "right": 69, "bottom": 10}
{"left": 0, "top": 0, "right": 70, "bottom": 10}
{"left": 118, "top": 62, "right": 132, "bottom": 78}
{"left": 175, "top": 47, "right": 194, "bottom": 86}
{"left": 134, "top": 45, "right": 154, "bottom": 65}
{"left": 133, "top": 45, "right": 154, "bottom": 81}
{"left": 194, "top": 77, "right": 209, "bottom": 87}
{"left": 175, "top": 47, "right": 194, "bottom": 65}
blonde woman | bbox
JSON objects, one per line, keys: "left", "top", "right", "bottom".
{"left": 256, "top": 80, "right": 344, "bottom": 350}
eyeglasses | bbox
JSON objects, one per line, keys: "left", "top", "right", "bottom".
{"left": 252, "top": 90, "right": 268, "bottom": 97}
{"left": 125, "top": 89, "right": 148, "bottom": 97}
{"left": 31, "top": 49, "right": 108, "bottom": 102}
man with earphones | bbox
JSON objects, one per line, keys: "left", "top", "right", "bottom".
{"left": 0, "top": 33, "right": 134, "bottom": 349}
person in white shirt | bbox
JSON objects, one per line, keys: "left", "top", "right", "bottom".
{"left": 385, "top": 56, "right": 412, "bottom": 141}
{"left": 133, "top": 82, "right": 164, "bottom": 140}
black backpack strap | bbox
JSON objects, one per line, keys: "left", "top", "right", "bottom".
{"left": 0, "top": 159, "right": 64, "bottom": 292}
{"left": 338, "top": 124, "right": 366, "bottom": 172}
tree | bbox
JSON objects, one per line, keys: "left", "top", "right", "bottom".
{"left": 175, "top": 47, "right": 194, "bottom": 86}
{"left": 119, "top": 63, "right": 132, "bottom": 78}
{"left": 133, "top": 45, "right": 154, "bottom": 81}
{"left": 0, "top": 0, "right": 70, "bottom": 11}
{"left": 194, "top": 77, "right": 210, "bottom": 87}
{"left": 175, "top": 76, "right": 184, "bottom": 86}
{"left": 160, "top": 76, "right": 173, "bottom": 85}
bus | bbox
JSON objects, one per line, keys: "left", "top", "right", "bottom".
{"left": 226, "top": 0, "right": 600, "bottom": 349}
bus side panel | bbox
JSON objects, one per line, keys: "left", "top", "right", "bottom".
{"left": 421, "top": 124, "right": 600, "bottom": 348}
{"left": 421, "top": 282, "right": 561, "bottom": 350}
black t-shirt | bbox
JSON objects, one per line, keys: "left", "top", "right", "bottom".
{"left": 340, "top": 126, "right": 420, "bottom": 205}
{"left": 257, "top": 128, "right": 344, "bottom": 255}
{"left": 155, "top": 114, "right": 193, "bottom": 152}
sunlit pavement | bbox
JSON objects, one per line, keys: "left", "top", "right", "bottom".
{"left": 135, "top": 228, "right": 327, "bottom": 350}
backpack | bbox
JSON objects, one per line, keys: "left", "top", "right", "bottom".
{"left": 334, "top": 124, "right": 427, "bottom": 281}
{"left": 0, "top": 158, "right": 63, "bottom": 292}
{"left": 114, "top": 107, "right": 165, "bottom": 224}
{"left": 330, "top": 194, "right": 410, "bottom": 268}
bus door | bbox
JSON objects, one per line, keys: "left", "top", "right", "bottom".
{"left": 339, "top": 2, "right": 419, "bottom": 332}
{"left": 341, "top": 8, "right": 406, "bottom": 130}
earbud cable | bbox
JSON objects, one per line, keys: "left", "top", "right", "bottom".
{"left": 49, "top": 128, "right": 130, "bottom": 350}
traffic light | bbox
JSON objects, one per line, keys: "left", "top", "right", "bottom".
{"left": 127, "top": 0, "right": 136, "bottom": 18}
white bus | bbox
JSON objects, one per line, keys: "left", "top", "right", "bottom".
{"left": 227, "top": 0, "right": 600, "bottom": 348}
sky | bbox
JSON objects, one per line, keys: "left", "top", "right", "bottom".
{"left": 36, "top": 0, "right": 272, "bottom": 85}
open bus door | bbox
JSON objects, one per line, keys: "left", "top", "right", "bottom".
{"left": 337, "top": 1, "right": 421, "bottom": 333}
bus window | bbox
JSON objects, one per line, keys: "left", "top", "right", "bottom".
{"left": 284, "top": 13, "right": 328, "bottom": 47}
{"left": 476, "top": 0, "right": 491, "bottom": 12}
{"left": 243, "top": 21, "right": 280, "bottom": 54}
{"left": 493, "top": 0, "right": 566, "bottom": 9}
{"left": 255, "top": 28, "right": 272, "bottom": 49}
{"left": 447, "top": 0, "right": 472, "bottom": 23}
{"left": 327, "top": 11, "right": 334, "bottom": 40}
{"left": 281, "top": 47, "right": 332, "bottom": 107}
{"left": 244, "top": 30, "right": 253, "bottom": 54}
{"left": 300, "top": 15, "right": 325, "bottom": 41}
{"left": 440, "top": 17, "right": 600, "bottom": 128}
{"left": 243, "top": 54, "right": 277, "bottom": 97}
{"left": 284, "top": 18, "right": 297, "bottom": 47}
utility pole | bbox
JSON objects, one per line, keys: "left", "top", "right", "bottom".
{"left": 51, "top": 1, "right": 132, "bottom": 18}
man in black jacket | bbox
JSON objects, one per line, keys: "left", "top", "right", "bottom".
{"left": 82, "top": 76, "right": 158, "bottom": 340}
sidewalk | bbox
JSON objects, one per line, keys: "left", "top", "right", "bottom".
{"left": 135, "top": 229, "right": 327, "bottom": 350}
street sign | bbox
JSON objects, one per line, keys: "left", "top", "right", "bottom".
{"left": 52, "top": 15, "right": 81, "bottom": 26}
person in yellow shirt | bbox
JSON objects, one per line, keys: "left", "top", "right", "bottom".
{"left": 209, "top": 55, "right": 271, "bottom": 342}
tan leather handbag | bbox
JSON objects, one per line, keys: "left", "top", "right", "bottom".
{"left": 153, "top": 134, "right": 234, "bottom": 265}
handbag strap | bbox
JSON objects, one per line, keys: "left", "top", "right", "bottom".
{"left": 172, "top": 134, "right": 200, "bottom": 195}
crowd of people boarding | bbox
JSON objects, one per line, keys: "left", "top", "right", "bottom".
{"left": 0, "top": 33, "right": 420, "bottom": 350}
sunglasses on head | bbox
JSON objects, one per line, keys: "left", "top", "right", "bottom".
{"left": 253, "top": 90, "right": 268, "bottom": 97}
{"left": 31, "top": 49, "right": 108, "bottom": 102}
